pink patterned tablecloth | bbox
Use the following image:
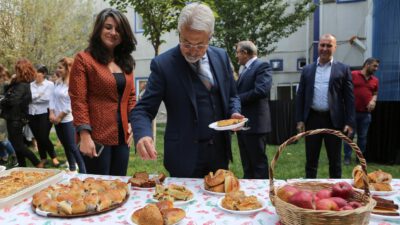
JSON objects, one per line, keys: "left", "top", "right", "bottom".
{"left": 0, "top": 174, "right": 399, "bottom": 225}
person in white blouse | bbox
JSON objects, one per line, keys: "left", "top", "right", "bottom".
{"left": 29, "top": 65, "right": 60, "bottom": 168}
{"left": 49, "top": 58, "right": 86, "bottom": 174}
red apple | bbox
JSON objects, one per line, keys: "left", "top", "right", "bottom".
{"left": 329, "top": 197, "right": 348, "bottom": 208}
{"left": 288, "top": 191, "right": 314, "bottom": 209}
{"left": 340, "top": 205, "right": 354, "bottom": 211}
{"left": 332, "top": 182, "right": 354, "bottom": 199}
{"left": 315, "top": 189, "right": 332, "bottom": 200}
{"left": 349, "top": 201, "right": 362, "bottom": 209}
{"left": 277, "top": 185, "right": 299, "bottom": 202}
{"left": 316, "top": 198, "right": 339, "bottom": 211}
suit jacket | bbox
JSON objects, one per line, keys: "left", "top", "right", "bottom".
{"left": 237, "top": 59, "right": 272, "bottom": 133}
{"left": 69, "top": 51, "right": 136, "bottom": 145}
{"left": 131, "top": 45, "right": 241, "bottom": 177}
{"left": 295, "top": 60, "right": 355, "bottom": 129}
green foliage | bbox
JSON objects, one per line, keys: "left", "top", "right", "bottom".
{"left": 0, "top": 0, "right": 94, "bottom": 72}
{"left": 204, "top": 0, "right": 316, "bottom": 71}
{"left": 108, "top": 0, "right": 186, "bottom": 56}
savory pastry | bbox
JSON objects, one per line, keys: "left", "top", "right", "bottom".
{"left": 138, "top": 204, "right": 164, "bottom": 225}
{"left": 352, "top": 165, "right": 393, "bottom": 191}
{"left": 217, "top": 118, "right": 244, "bottom": 127}
{"left": 132, "top": 201, "right": 186, "bottom": 225}
{"left": 221, "top": 191, "right": 262, "bottom": 211}
{"left": 204, "top": 169, "right": 240, "bottom": 193}
{"left": 153, "top": 184, "right": 193, "bottom": 202}
{"left": 128, "top": 172, "right": 166, "bottom": 188}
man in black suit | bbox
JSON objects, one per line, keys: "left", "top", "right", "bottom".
{"left": 236, "top": 41, "right": 272, "bottom": 179}
{"left": 295, "top": 33, "right": 355, "bottom": 178}
{"left": 131, "top": 3, "right": 244, "bottom": 178}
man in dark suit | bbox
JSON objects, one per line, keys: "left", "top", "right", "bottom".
{"left": 235, "top": 41, "right": 272, "bottom": 179}
{"left": 295, "top": 33, "right": 355, "bottom": 178}
{"left": 131, "top": 3, "right": 243, "bottom": 178}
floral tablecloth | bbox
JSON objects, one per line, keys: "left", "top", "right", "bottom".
{"left": 1, "top": 173, "right": 399, "bottom": 225}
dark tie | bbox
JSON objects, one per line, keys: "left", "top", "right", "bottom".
{"left": 195, "top": 59, "right": 214, "bottom": 90}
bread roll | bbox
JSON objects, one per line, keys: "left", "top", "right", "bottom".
{"left": 161, "top": 208, "right": 186, "bottom": 225}
{"left": 370, "top": 183, "right": 392, "bottom": 191}
{"left": 204, "top": 169, "right": 225, "bottom": 187}
{"left": 138, "top": 204, "right": 163, "bottom": 225}
{"left": 208, "top": 183, "right": 224, "bottom": 193}
{"left": 71, "top": 200, "right": 87, "bottom": 214}
{"left": 368, "top": 170, "right": 392, "bottom": 183}
{"left": 224, "top": 175, "right": 240, "bottom": 193}
{"left": 156, "top": 200, "right": 174, "bottom": 211}
{"left": 131, "top": 207, "right": 144, "bottom": 224}
{"left": 352, "top": 165, "right": 365, "bottom": 188}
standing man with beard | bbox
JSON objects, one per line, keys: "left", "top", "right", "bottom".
{"left": 343, "top": 58, "right": 379, "bottom": 165}
{"left": 295, "top": 33, "right": 355, "bottom": 178}
{"left": 131, "top": 2, "right": 243, "bottom": 178}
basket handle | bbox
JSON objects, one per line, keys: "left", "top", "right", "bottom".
{"left": 269, "top": 128, "right": 371, "bottom": 198}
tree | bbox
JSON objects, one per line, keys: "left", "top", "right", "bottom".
{"left": 0, "top": 0, "right": 94, "bottom": 72}
{"left": 204, "top": 0, "right": 316, "bottom": 71}
{"left": 108, "top": 0, "right": 186, "bottom": 56}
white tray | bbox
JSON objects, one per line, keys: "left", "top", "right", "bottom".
{"left": 0, "top": 167, "right": 65, "bottom": 209}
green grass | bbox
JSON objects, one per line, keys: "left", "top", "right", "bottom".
{"left": 45, "top": 123, "right": 399, "bottom": 179}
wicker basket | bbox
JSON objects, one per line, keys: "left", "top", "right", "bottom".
{"left": 269, "top": 129, "right": 376, "bottom": 225}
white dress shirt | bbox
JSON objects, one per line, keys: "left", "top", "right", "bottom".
{"left": 49, "top": 81, "right": 73, "bottom": 123}
{"left": 29, "top": 79, "right": 54, "bottom": 115}
{"left": 311, "top": 58, "right": 333, "bottom": 111}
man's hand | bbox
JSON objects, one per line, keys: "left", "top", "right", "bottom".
{"left": 136, "top": 136, "right": 157, "bottom": 160}
{"left": 343, "top": 125, "right": 353, "bottom": 137}
{"left": 367, "top": 100, "right": 376, "bottom": 112}
{"left": 297, "top": 122, "right": 305, "bottom": 133}
{"left": 231, "top": 113, "right": 245, "bottom": 131}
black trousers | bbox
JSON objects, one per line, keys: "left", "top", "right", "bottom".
{"left": 190, "top": 133, "right": 229, "bottom": 178}
{"left": 29, "top": 113, "right": 56, "bottom": 160}
{"left": 6, "top": 120, "right": 40, "bottom": 167}
{"left": 237, "top": 132, "right": 269, "bottom": 179}
{"left": 305, "top": 110, "right": 342, "bottom": 178}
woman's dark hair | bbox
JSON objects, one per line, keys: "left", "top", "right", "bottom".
{"left": 87, "top": 8, "right": 137, "bottom": 74}
{"left": 35, "top": 64, "right": 48, "bottom": 75}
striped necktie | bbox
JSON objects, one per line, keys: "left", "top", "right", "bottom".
{"left": 195, "top": 58, "right": 214, "bottom": 90}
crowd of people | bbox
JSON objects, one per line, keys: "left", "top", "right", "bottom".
{"left": 0, "top": 3, "right": 379, "bottom": 179}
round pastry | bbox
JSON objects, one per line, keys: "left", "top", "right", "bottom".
{"left": 138, "top": 204, "right": 163, "bottom": 225}
{"left": 208, "top": 183, "right": 224, "bottom": 193}
{"left": 204, "top": 169, "right": 226, "bottom": 187}
{"left": 368, "top": 170, "right": 392, "bottom": 184}
{"left": 161, "top": 208, "right": 186, "bottom": 225}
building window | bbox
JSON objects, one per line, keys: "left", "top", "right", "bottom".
{"left": 270, "top": 59, "right": 283, "bottom": 71}
{"left": 135, "top": 13, "right": 144, "bottom": 33}
{"left": 277, "top": 84, "right": 298, "bottom": 101}
{"left": 297, "top": 58, "right": 307, "bottom": 71}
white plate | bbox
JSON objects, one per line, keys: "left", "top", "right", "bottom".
{"left": 200, "top": 185, "right": 225, "bottom": 196}
{"left": 217, "top": 196, "right": 267, "bottom": 215}
{"left": 0, "top": 166, "right": 6, "bottom": 172}
{"left": 353, "top": 187, "right": 398, "bottom": 196}
{"left": 126, "top": 207, "right": 184, "bottom": 225}
{"left": 371, "top": 212, "right": 400, "bottom": 220}
{"left": 208, "top": 118, "right": 248, "bottom": 131}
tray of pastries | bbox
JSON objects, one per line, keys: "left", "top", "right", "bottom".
{"left": 202, "top": 169, "right": 240, "bottom": 195}
{"left": 352, "top": 165, "right": 397, "bottom": 196}
{"left": 0, "top": 167, "right": 64, "bottom": 209}
{"left": 128, "top": 171, "right": 166, "bottom": 189}
{"left": 31, "top": 177, "right": 129, "bottom": 217}
{"left": 128, "top": 200, "right": 186, "bottom": 225}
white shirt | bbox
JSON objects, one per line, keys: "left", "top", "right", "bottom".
{"left": 311, "top": 58, "right": 333, "bottom": 111}
{"left": 239, "top": 56, "right": 258, "bottom": 77}
{"left": 29, "top": 79, "right": 54, "bottom": 115}
{"left": 49, "top": 81, "right": 73, "bottom": 123}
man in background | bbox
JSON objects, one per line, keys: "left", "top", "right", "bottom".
{"left": 344, "top": 58, "right": 379, "bottom": 165}
{"left": 295, "top": 33, "right": 355, "bottom": 178}
{"left": 235, "top": 41, "right": 272, "bottom": 179}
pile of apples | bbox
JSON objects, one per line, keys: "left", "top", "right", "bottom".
{"left": 277, "top": 182, "right": 362, "bottom": 211}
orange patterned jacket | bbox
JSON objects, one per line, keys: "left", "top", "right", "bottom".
{"left": 69, "top": 51, "right": 136, "bottom": 145}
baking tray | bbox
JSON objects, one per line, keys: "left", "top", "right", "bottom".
{"left": 0, "top": 167, "right": 65, "bottom": 209}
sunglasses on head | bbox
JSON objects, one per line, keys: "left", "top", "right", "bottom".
{"left": 319, "top": 43, "right": 333, "bottom": 48}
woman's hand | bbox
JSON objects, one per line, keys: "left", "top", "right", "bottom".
{"left": 79, "top": 130, "right": 97, "bottom": 158}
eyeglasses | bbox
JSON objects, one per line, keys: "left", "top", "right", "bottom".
{"left": 319, "top": 43, "right": 333, "bottom": 48}
{"left": 180, "top": 42, "right": 208, "bottom": 51}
